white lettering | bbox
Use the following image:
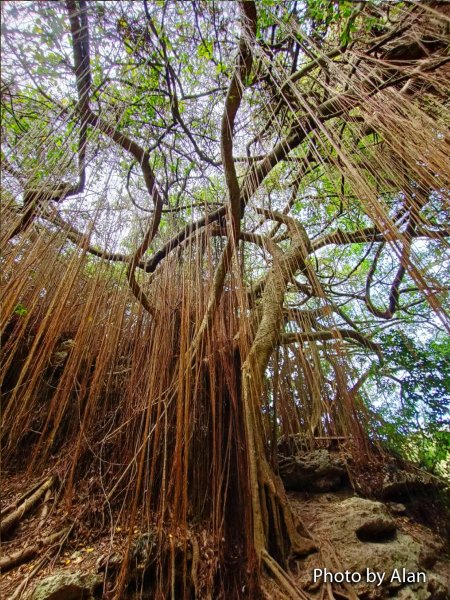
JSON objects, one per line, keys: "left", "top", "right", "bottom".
{"left": 366, "top": 569, "right": 376, "bottom": 583}
{"left": 312, "top": 569, "right": 362, "bottom": 584}
{"left": 314, "top": 568, "right": 425, "bottom": 587}
{"left": 366, "top": 569, "right": 385, "bottom": 586}
{"left": 312, "top": 569, "right": 323, "bottom": 583}
{"left": 391, "top": 568, "right": 402, "bottom": 583}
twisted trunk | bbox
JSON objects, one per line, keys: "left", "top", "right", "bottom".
{"left": 241, "top": 223, "right": 317, "bottom": 564}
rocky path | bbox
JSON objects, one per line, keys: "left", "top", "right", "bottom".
{"left": 280, "top": 447, "right": 450, "bottom": 600}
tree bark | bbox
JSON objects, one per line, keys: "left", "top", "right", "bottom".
{"left": 240, "top": 219, "right": 317, "bottom": 563}
{"left": 0, "top": 477, "right": 53, "bottom": 537}
{"left": 0, "top": 529, "right": 66, "bottom": 572}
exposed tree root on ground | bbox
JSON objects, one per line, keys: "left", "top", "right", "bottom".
{"left": 262, "top": 549, "right": 312, "bottom": 600}
{"left": 37, "top": 487, "right": 53, "bottom": 532}
{"left": 1, "top": 477, "right": 53, "bottom": 538}
{"left": 9, "top": 556, "right": 48, "bottom": 600}
{"left": 0, "top": 528, "right": 67, "bottom": 573}
{"left": 2, "top": 451, "right": 448, "bottom": 599}
{"left": 0, "top": 478, "right": 49, "bottom": 519}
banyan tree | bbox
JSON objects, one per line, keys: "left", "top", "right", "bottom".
{"left": 1, "top": 1, "right": 449, "bottom": 598}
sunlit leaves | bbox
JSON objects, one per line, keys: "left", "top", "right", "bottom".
{"left": 197, "top": 40, "right": 213, "bottom": 61}
{"left": 373, "top": 332, "right": 450, "bottom": 475}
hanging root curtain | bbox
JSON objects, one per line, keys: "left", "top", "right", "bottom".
{"left": 1, "top": 1, "right": 449, "bottom": 598}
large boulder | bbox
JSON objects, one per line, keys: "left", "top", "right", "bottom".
{"left": 279, "top": 449, "right": 347, "bottom": 492}
{"left": 380, "top": 469, "right": 438, "bottom": 501}
{"left": 29, "top": 572, "right": 102, "bottom": 600}
{"left": 298, "top": 497, "right": 448, "bottom": 599}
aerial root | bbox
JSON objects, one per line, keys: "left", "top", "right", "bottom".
{"left": 259, "top": 460, "right": 318, "bottom": 557}
{"left": 0, "top": 528, "right": 68, "bottom": 572}
{"left": 190, "top": 535, "right": 200, "bottom": 597}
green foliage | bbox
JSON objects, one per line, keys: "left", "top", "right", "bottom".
{"left": 197, "top": 40, "right": 213, "bottom": 61}
{"left": 2, "top": 0, "right": 448, "bottom": 485}
{"left": 14, "top": 303, "right": 28, "bottom": 317}
{"left": 375, "top": 332, "right": 450, "bottom": 477}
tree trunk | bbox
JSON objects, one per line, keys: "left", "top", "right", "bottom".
{"left": 240, "top": 221, "right": 317, "bottom": 564}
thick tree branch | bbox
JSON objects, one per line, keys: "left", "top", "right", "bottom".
{"left": 139, "top": 41, "right": 448, "bottom": 275}
{"left": 66, "top": 0, "right": 165, "bottom": 314}
{"left": 45, "top": 209, "right": 137, "bottom": 265}
{"left": 313, "top": 227, "right": 381, "bottom": 251}
{"left": 282, "top": 329, "right": 382, "bottom": 359}
{"left": 221, "top": 0, "right": 257, "bottom": 242}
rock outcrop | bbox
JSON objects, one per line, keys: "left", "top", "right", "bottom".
{"left": 279, "top": 449, "right": 347, "bottom": 492}
{"left": 29, "top": 572, "right": 102, "bottom": 600}
{"left": 380, "top": 469, "right": 438, "bottom": 501}
{"left": 296, "top": 496, "right": 448, "bottom": 598}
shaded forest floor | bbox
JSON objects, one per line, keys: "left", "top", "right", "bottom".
{"left": 1, "top": 449, "right": 449, "bottom": 599}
